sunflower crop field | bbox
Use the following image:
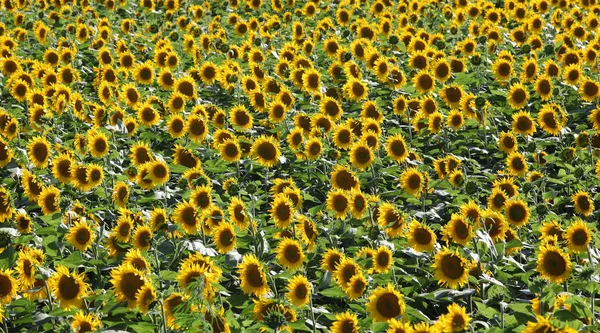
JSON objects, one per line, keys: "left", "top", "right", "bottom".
{"left": 2, "top": 0, "right": 600, "bottom": 332}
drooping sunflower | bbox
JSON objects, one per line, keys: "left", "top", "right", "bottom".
{"left": 238, "top": 254, "right": 269, "bottom": 297}
{"left": 349, "top": 141, "right": 374, "bottom": 170}
{"left": 504, "top": 199, "right": 530, "bottom": 228}
{"left": 48, "top": 265, "right": 89, "bottom": 310}
{"left": 407, "top": 220, "right": 437, "bottom": 252}
{"left": 432, "top": 248, "right": 470, "bottom": 289}
{"left": 135, "top": 282, "right": 156, "bottom": 315}
{"left": 38, "top": 186, "right": 61, "bottom": 215}
{"left": 564, "top": 220, "right": 591, "bottom": 253}
{"left": 251, "top": 135, "right": 281, "bottom": 168}
{"left": 163, "top": 293, "right": 187, "bottom": 329}
{"left": 537, "top": 245, "right": 572, "bottom": 283}
{"left": 27, "top": 136, "right": 51, "bottom": 169}
{"left": 286, "top": 275, "right": 311, "bottom": 307}
{"left": 276, "top": 238, "right": 305, "bottom": 271}
{"left": 366, "top": 284, "right": 406, "bottom": 322}
{"left": 571, "top": 190, "right": 595, "bottom": 217}
{"left": 330, "top": 312, "right": 360, "bottom": 333}
{"left": 71, "top": 311, "right": 101, "bottom": 333}
{"left": 65, "top": 220, "right": 95, "bottom": 252}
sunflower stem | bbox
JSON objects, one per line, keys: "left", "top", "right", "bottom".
{"left": 160, "top": 299, "right": 168, "bottom": 333}
{"left": 308, "top": 291, "right": 317, "bottom": 333}
{"left": 41, "top": 273, "right": 54, "bottom": 309}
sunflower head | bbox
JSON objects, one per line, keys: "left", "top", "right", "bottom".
{"left": 366, "top": 284, "right": 406, "bottom": 322}
{"left": 432, "top": 248, "right": 471, "bottom": 289}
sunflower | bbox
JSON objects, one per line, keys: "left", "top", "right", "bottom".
{"left": 276, "top": 238, "right": 305, "bottom": 271}
{"left": 87, "top": 130, "right": 109, "bottom": 158}
{"left": 321, "top": 248, "right": 344, "bottom": 272}
{"left": 349, "top": 141, "right": 374, "bottom": 170}
{"left": 367, "top": 284, "right": 405, "bottom": 322}
{"left": 512, "top": 111, "right": 536, "bottom": 136}
{"left": 330, "top": 312, "right": 359, "bottom": 333}
{"left": 564, "top": 220, "right": 591, "bottom": 253}
{"left": 324, "top": 188, "right": 351, "bottom": 219}
{"left": 251, "top": 135, "right": 281, "bottom": 168}
{"left": 21, "top": 169, "right": 45, "bottom": 202}
{"left": 443, "top": 214, "right": 474, "bottom": 246}
{"left": 135, "top": 282, "right": 156, "bottom": 314}
{"left": 332, "top": 124, "right": 353, "bottom": 150}
{"left": 371, "top": 246, "right": 393, "bottom": 274}
{"left": 136, "top": 103, "right": 160, "bottom": 127}
{"left": 65, "top": 220, "right": 95, "bottom": 252}
{"left": 407, "top": 220, "right": 437, "bottom": 252}
{"left": 38, "top": 186, "right": 61, "bottom": 215}
{"left": 538, "top": 104, "right": 564, "bottom": 136}
{"left": 302, "top": 68, "right": 321, "bottom": 94}
{"left": 506, "top": 83, "right": 529, "bottom": 109}
{"left": 238, "top": 254, "right": 269, "bottom": 297}
{"left": 537, "top": 245, "right": 572, "bottom": 283}
{"left": 346, "top": 190, "right": 367, "bottom": 219}
{"left": 27, "top": 136, "right": 51, "bottom": 169}
{"left": 113, "top": 215, "right": 133, "bottom": 242}
{"left": 400, "top": 167, "right": 425, "bottom": 197}
{"left": 173, "top": 200, "right": 199, "bottom": 234}
{"left": 286, "top": 275, "right": 311, "bottom": 307}
{"left": 175, "top": 76, "right": 196, "bottom": 99}
{"left": 432, "top": 248, "right": 470, "bottom": 289}
{"left": 385, "top": 133, "right": 409, "bottom": 163}
{"left": 229, "top": 105, "right": 253, "bottom": 131}
{"left": 0, "top": 138, "right": 13, "bottom": 168}
{"left": 124, "top": 249, "right": 151, "bottom": 271}
{"left": 15, "top": 212, "right": 33, "bottom": 234}
{"left": 121, "top": 83, "right": 141, "bottom": 107}
{"left": 213, "top": 222, "right": 236, "bottom": 254}
{"left": 334, "top": 257, "right": 361, "bottom": 289}
{"left": 270, "top": 194, "right": 295, "bottom": 229}
{"left": 48, "top": 265, "right": 89, "bottom": 309}
{"left": 534, "top": 75, "right": 553, "bottom": 101}
{"left": 342, "top": 78, "right": 368, "bottom": 102}
{"left": 506, "top": 151, "right": 528, "bottom": 177}
{"left": 487, "top": 188, "right": 508, "bottom": 211}
{"left": 168, "top": 92, "right": 186, "bottom": 113}
{"left": 132, "top": 225, "right": 152, "bottom": 251}
{"left": 71, "top": 311, "right": 101, "bottom": 333}
{"left": 572, "top": 190, "right": 595, "bottom": 216}
{"left": 199, "top": 61, "right": 218, "bottom": 85}
{"left": 186, "top": 115, "right": 208, "bottom": 143}
{"left": 492, "top": 58, "right": 512, "bottom": 81}
{"left": 387, "top": 318, "right": 411, "bottom": 333}
{"left": 522, "top": 316, "right": 559, "bottom": 333}
{"left": 579, "top": 77, "right": 600, "bottom": 102}
{"left": 377, "top": 202, "right": 406, "bottom": 238}
{"left": 563, "top": 64, "right": 582, "bottom": 85}
{"left": 112, "top": 181, "right": 130, "bottom": 207}
{"left": 413, "top": 70, "right": 435, "bottom": 94}
{"left": 504, "top": 199, "right": 530, "bottom": 228}
{"left": 0, "top": 269, "right": 17, "bottom": 304}
{"left": 164, "top": 293, "right": 187, "bottom": 329}
{"left": 304, "top": 137, "right": 323, "bottom": 160}
{"left": 110, "top": 264, "right": 147, "bottom": 307}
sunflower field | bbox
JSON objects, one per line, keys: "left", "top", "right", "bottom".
{"left": 2, "top": 0, "right": 600, "bottom": 332}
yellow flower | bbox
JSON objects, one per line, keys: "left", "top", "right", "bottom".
{"left": 48, "top": 265, "right": 89, "bottom": 309}
{"left": 238, "top": 254, "right": 269, "bottom": 297}
{"left": 432, "top": 248, "right": 470, "bottom": 289}
{"left": 564, "top": 220, "right": 591, "bottom": 253}
{"left": 366, "top": 284, "right": 405, "bottom": 322}
{"left": 286, "top": 275, "right": 311, "bottom": 307}
{"left": 536, "top": 245, "right": 572, "bottom": 283}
